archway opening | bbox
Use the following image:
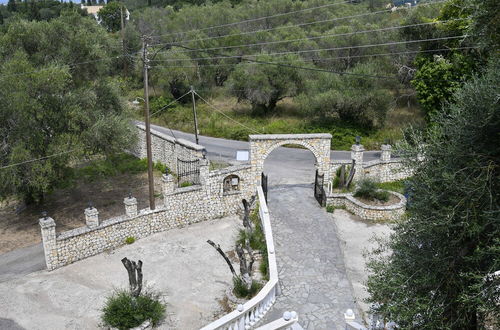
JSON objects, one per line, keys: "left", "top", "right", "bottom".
{"left": 262, "top": 143, "right": 319, "bottom": 186}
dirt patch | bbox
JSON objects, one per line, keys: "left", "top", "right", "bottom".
{"left": 356, "top": 193, "right": 400, "bottom": 207}
{"left": 0, "top": 172, "right": 163, "bottom": 255}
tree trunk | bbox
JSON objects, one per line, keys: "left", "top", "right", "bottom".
{"left": 121, "top": 257, "right": 143, "bottom": 297}
{"left": 207, "top": 239, "right": 236, "bottom": 277}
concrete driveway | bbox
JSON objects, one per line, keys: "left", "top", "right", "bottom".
{"left": 0, "top": 217, "right": 240, "bottom": 330}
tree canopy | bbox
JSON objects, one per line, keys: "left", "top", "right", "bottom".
{"left": 367, "top": 57, "right": 500, "bottom": 328}
{"left": 0, "top": 10, "right": 135, "bottom": 203}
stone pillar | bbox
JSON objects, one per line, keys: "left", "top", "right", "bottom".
{"left": 351, "top": 143, "right": 365, "bottom": 180}
{"left": 85, "top": 206, "right": 99, "bottom": 228}
{"left": 39, "top": 215, "right": 57, "bottom": 270}
{"left": 381, "top": 144, "right": 392, "bottom": 162}
{"left": 124, "top": 196, "right": 138, "bottom": 217}
{"left": 199, "top": 158, "right": 210, "bottom": 186}
{"left": 162, "top": 173, "right": 175, "bottom": 207}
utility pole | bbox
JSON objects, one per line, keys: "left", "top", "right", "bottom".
{"left": 120, "top": 4, "right": 127, "bottom": 75}
{"left": 190, "top": 86, "right": 199, "bottom": 145}
{"left": 142, "top": 36, "right": 155, "bottom": 210}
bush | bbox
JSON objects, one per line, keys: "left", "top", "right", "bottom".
{"left": 354, "top": 179, "right": 389, "bottom": 202}
{"left": 326, "top": 205, "right": 335, "bottom": 213}
{"left": 259, "top": 252, "right": 269, "bottom": 280}
{"left": 101, "top": 290, "right": 166, "bottom": 330}
{"left": 375, "top": 179, "right": 407, "bottom": 194}
{"left": 232, "top": 276, "right": 262, "bottom": 299}
{"left": 125, "top": 236, "right": 135, "bottom": 244}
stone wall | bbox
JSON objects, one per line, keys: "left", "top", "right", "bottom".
{"left": 327, "top": 191, "right": 406, "bottom": 221}
{"left": 129, "top": 124, "right": 205, "bottom": 172}
{"left": 249, "top": 133, "right": 332, "bottom": 187}
{"left": 39, "top": 163, "right": 255, "bottom": 270}
{"left": 330, "top": 144, "right": 413, "bottom": 184}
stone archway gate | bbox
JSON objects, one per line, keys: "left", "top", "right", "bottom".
{"left": 249, "top": 133, "right": 332, "bottom": 188}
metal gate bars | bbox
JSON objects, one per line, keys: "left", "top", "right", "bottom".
{"left": 177, "top": 158, "right": 200, "bottom": 187}
{"left": 314, "top": 169, "right": 326, "bottom": 207}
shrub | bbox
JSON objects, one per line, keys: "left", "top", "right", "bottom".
{"left": 232, "top": 276, "right": 262, "bottom": 299}
{"left": 375, "top": 179, "right": 407, "bottom": 194}
{"left": 101, "top": 290, "right": 166, "bottom": 330}
{"left": 180, "top": 181, "right": 193, "bottom": 188}
{"left": 326, "top": 205, "right": 335, "bottom": 213}
{"left": 354, "top": 179, "right": 389, "bottom": 202}
{"left": 259, "top": 252, "right": 269, "bottom": 280}
{"left": 125, "top": 236, "right": 135, "bottom": 244}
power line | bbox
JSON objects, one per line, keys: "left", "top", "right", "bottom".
{"left": 149, "top": 90, "right": 192, "bottom": 117}
{"left": 0, "top": 149, "right": 79, "bottom": 170}
{"left": 150, "top": 1, "right": 352, "bottom": 39}
{"left": 160, "top": 19, "right": 463, "bottom": 55}
{"left": 150, "top": 35, "right": 468, "bottom": 63}
{"left": 193, "top": 91, "right": 263, "bottom": 134}
{"left": 150, "top": 0, "right": 446, "bottom": 46}
{"left": 151, "top": 47, "right": 477, "bottom": 69}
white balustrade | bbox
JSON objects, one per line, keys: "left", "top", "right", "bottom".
{"left": 200, "top": 186, "right": 279, "bottom": 330}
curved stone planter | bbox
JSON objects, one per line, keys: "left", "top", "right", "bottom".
{"left": 327, "top": 190, "right": 406, "bottom": 221}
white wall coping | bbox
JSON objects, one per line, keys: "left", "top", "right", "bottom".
{"left": 136, "top": 124, "right": 205, "bottom": 151}
{"left": 56, "top": 206, "right": 166, "bottom": 241}
{"left": 209, "top": 164, "right": 252, "bottom": 177}
{"left": 249, "top": 133, "right": 332, "bottom": 140}
{"left": 329, "top": 191, "right": 406, "bottom": 211}
{"left": 200, "top": 186, "right": 278, "bottom": 330}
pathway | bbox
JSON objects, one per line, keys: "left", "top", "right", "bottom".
{"left": 262, "top": 184, "right": 358, "bottom": 329}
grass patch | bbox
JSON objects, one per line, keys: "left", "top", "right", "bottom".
{"left": 125, "top": 236, "right": 135, "bottom": 244}
{"left": 179, "top": 181, "right": 193, "bottom": 188}
{"left": 375, "top": 179, "right": 406, "bottom": 194}
{"left": 354, "top": 179, "right": 390, "bottom": 202}
{"left": 209, "top": 160, "right": 231, "bottom": 171}
{"left": 143, "top": 93, "right": 423, "bottom": 150}
{"left": 56, "top": 153, "right": 169, "bottom": 189}
{"left": 101, "top": 290, "right": 165, "bottom": 330}
{"left": 232, "top": 276, "right": 262, "bottom": 299}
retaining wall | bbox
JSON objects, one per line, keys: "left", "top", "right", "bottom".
{"left": 40, "top": 163, "right": 255, "bottom": 270}
{"left": 129, "top": 124, "right": 205, "bottom": 171}
{"left": 327, "top": 191, "right": 406, "bottom": 221}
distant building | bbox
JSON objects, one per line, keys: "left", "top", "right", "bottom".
{"left": 80, "top": 4, "right": 129, "bottom": 24}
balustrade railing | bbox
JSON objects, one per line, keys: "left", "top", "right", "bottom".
{"left": 200, "top": 186, "right": 279, "bottom": 330}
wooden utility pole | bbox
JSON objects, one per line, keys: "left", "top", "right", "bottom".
{"left": 190, "top": 86, "right": 199, "bottom": 145}
{"left": 142, "top": 36, "right": 155, "bottom": 210}
{"left": 120, "top": 5, "right": 127, "bottom": 75}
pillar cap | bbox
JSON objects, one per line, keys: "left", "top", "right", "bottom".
{"left": 351, "top": 144, "right": 365, "bottom": 152}
{"left": 124, "top": 196, "right": 137, "bottom": 205}
{"left": 381, "top": 144, "right": 392, "bottom": 150}
{"left": 162, "top": 173, "right": 174, "bottom": 182}
{"left": 39, "top": 217, "right": 56, "bottom": 228}
{"left": 84, "top": 207, "right": 98, "bottom": 216}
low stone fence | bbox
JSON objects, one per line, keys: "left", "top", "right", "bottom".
{"left": 129, "top": 124, "right": 205, "bottom": 171}
{"left": 330, "top": 144, "right": 413, "bottom": 183}
{"left": 39, "top": 162, "right": 255, "bottom": 270}
{"left": 326, "top": 191, "right": 406, "bottom": 221}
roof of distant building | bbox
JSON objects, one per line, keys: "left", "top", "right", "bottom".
{"left": 81, "top": 5, "right": 103, "bottom": 15}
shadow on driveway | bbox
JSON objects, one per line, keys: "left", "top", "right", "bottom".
{"left": 0, "top": 243, "right": 45, "bottom": 283}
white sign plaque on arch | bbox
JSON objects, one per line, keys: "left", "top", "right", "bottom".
{"left": 236, "top": 150, "right": 249, "bottom": 161}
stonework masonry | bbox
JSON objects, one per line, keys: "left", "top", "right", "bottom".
{"left": 40, "top": 163, "right": 255, "bottom": 270}
{"left": 129, "top": 124, "right": 205, "bottom": 171}
{"left": 249, "top": 133, "right": 332, "bottom": 186}
{"left": 327, "top": 191, "right": 406, "bottom": 221}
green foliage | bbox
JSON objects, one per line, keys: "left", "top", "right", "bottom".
{"left": 259, "top": 252, "right": 269, "bottom": 280}
{"left": 0, "top": 0, "right": 87, "bottom": 24}
{"left": 366, "top": 58, "right": 500, "bottom": 328}
{"left": 0, "top": 11, "right": 133, "bottom": 203}
{"left": 227, "top": 54, "right": 305, "bottom": 114}
{"left": 125, "top": 236, "right": 135, "bottom": 244}
{"left": 375, "top": 179, "right": 406, "bottom": 194}
{"left": 354, "top": 179, "right": 389, "bottom": 202}
{"left": 101, "top": 290, "right": 166, "bottom": 329}
{"left": 232, "top": 276, "right": 262, "bottom": 299}
{"left": 326, "top": 205, "right": 335, "bottom": 213}
{"left": 98, "top": 2, "right": 124, "bottom": 33}
{"left": 179, "top": 181, "right": 193, "bottom": 188}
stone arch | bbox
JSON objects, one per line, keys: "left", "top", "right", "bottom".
{"left": 249, "top": 133, "right": 332, "bottom": 187}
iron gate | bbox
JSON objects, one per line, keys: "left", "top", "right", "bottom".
{"left": 261, "top": 172, "right": 268, "bottom": 203}
{"left": 314, "top": 169, "right": 326, "bottom": 207}
{"left": 177, "top": 158, "right": 200, "bottom": 187}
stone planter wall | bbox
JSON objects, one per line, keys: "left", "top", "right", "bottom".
{"left": 327, "top": 191, "right": 406, "bottom": 221}
{"left": 40, "top": 164, "right": 255, "bottom": 270}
